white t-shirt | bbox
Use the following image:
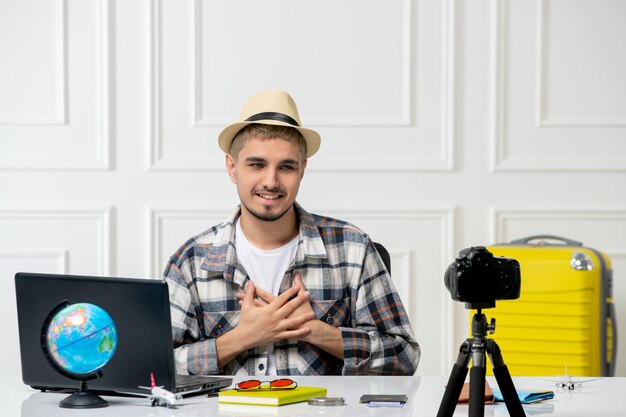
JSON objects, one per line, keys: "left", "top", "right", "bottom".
{"left": 234, "top": 219, "right": 299, "bottom": 375}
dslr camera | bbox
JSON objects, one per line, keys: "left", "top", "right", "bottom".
{"left": 444, "top": 246, "right": 521, "bottom": 309}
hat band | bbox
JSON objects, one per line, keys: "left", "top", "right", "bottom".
{"left": 245, "top": 112, "right": 300, "bottom": 127}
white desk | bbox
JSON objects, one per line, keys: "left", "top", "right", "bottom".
{"left": 3, "top": 375, "right": 623, "bottom": 417}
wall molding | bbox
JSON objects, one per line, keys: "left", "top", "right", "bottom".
{"left": 487, "top": 0, "right": 626, "bottom": 172}
{"left": 147, "top": 0, "right": 455, "bottom": 172}
{"left": 0, "top": 0, "right": 67, "bottom": 126}
{"left": 489, "top": 205, "right": 626, "bottom": 248}
{"left": 190, "top": 0, "right": 413, "bottom": 128}
{"left": 535, "top": 0, "right": 626, "bottom": 127}
{"left": 0, "top": 206, "right": 112, "bottom": 275}
{"left": 147, "top": 205, "right": 233, "bottom": 277}
{"left": 0, "top": 0, "right": 112, "bottom": 171}
{"left": 0, "top": 250, "right": 68, "bottom": 274}
{"left": 147, "top": 0, "right": 163, "bottom": 172}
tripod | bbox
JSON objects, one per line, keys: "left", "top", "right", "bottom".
{"left": 437, "top": 309, "right": 526, "bottom": 417}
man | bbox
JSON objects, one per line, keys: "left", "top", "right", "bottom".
{"left": 163, "top": 90, "right": 420, "bottom": 376}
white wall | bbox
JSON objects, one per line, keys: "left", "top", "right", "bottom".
{"left": 1, "top": 0, "right": 625, "bottom": 378}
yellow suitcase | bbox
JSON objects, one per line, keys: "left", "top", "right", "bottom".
{"left": 472, "top": 235, "right": 616, "bottom": 377}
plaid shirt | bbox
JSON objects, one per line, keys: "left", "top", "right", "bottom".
{"left": 163, "top": 203, "right": 420, "bottom": 376}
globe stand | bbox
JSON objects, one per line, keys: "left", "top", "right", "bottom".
{"left": 59, "top": 380, "right": 108, "bottom": 408}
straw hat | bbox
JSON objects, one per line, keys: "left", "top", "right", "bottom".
{"left": 218, "top": 90, "right": 321, "bottom": 158}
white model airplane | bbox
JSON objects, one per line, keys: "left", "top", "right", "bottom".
{"left": 138, "top": 372, "right": 182, "bottom": 408}
{"left": 551, "top": 365, "right": 600, "bottom": 391}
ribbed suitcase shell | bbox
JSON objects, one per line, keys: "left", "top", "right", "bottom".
{"left": 472, "top": 236, "right": 616, "bottom": 377}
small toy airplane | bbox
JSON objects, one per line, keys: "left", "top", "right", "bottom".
{"left": 551, "top": 365, "right": 600, "bottom": 391}
{"left": 138, "top": 372, "right": 182, "bottom": 408}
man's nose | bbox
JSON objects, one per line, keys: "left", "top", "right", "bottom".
{"left": 262, "top": 167, "right": 280, "bottom": 189}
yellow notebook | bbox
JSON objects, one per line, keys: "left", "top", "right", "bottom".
{"left": 218, "top": 386, "right": 327, "bottom": 406}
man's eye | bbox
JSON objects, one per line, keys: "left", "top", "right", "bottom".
{"left": 249, "top": 163, "right": 263, "bottom": 169}
{"left": 280, "top": 165, "right": 296, "bottom": 171}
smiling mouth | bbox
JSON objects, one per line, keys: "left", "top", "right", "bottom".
{"left": 256, "top": 192, "right": 283, "bottom": 201}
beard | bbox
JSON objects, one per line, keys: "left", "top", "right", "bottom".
{"left": 242, "top": 202, "right": 293, "bottom": 222}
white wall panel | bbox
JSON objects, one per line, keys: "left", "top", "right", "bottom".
{"left": 490, "top": 206, "right": 626, "bottom": 376}
{"left": 537, "top": 0, "right": 626, "bottom": 126}
{"left": 0, "top": 251, "right": 68, "bottom": 275}
{"left": 0, "top": 207, "right": 112, "bottom": 275}
{"left": 0, "top": 251, "right": 67, "bottom": 378}
{"left": 489, "top": 0, "right": 626, "bottom": 171}
{"left": 149, "top": 0, "right": 455, "bottom": 172}
{"left": 0, "top": 0, "right": 65, "bottom": 125}
{"left": 0, "top": 0, "right": 111, "bottom": 170}
{"left": 148, "top": 206, "right": 233, "bottom": 277}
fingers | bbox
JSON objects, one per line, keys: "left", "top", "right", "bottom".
{"left": 274, "top": 283, "right": 300, "bottom": 305}
{"left": 238, "top": 274, "right": 307, "bottom": 303}
{"left": 239, "top": 277, "right": 312, "bottom": 320}
{"left": 237, "top": 283, "right": 296, "bottom": 305}
{"left": 253, "top": 284, "right": 305, "bottom": 316}
{"left": 292, "top": 273, "right": 311, "bottom": 300}
{"left": 293, "top": 273, "right": 305, "bottom": 290}
{"left": 276, "top": 289, "right": 311, "bottom": 319}
{"left": 276, "top": 310, "right": 316, "bottom": 337}
{"left": 241, "top": 280, "right": 255, "bottom": 307}
{"left": 254, "top": 285, "right": 276, "bottom": 304}
{"left": 238, "top": 298, "right": 266, "bottom": 308}
{"left": 236, "top": 285, "right": 275, "bottom": 307}
{"left": 271, "top": 309, "right": 314, "bottom": 329}
{"left": 274, "top": 326, "right": 312, "bottom": 341}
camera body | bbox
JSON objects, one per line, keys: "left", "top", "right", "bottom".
{"left": 444, "top": 246, "right": 521, "bottom": 309}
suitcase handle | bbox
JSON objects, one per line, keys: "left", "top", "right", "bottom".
{"left": 509, "top": 235, "right": 583, "bottom": 247}
{"left": 608, "top": 303, "right": 618, "bottom": 376}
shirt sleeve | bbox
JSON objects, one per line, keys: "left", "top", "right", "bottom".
{"left": 339, "top": 240, "right": 421, "bottom": 375}
{"left": 163, "top": 257, "right": 221, "bottom": 375}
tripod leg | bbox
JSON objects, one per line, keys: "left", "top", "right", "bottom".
{"left": 436, "top": 341, "right": 471, "bottom": 417}
{"left": 487, "top": 340, "right": 526, "bottom": 417}
{"left": 469, "top": 349, "right": 486, "bottom": 417}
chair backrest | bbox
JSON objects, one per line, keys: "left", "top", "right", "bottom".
{"left": 373, "top": 242, "right": 391, "bottom": 275}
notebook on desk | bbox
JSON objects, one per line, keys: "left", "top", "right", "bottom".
{"left": 14, "top": 272, "right": 232, "bottom": 397}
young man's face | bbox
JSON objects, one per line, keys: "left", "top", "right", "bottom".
{"left": 226, "top": 135, "right": 307, "bottom": 223}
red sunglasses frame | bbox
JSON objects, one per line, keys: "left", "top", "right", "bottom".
{"left": 235, "top": 378, "right": 298, "bottom": 391}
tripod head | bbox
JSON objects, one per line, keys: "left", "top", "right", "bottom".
{"left": 470, "top": 309, "right": 496, "bottom": 341}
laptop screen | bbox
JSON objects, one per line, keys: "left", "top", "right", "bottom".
{"left": 15, "top": 272, "right": 231, "bottom": 395}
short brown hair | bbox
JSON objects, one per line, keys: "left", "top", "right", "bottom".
{"left": 229, "top": 124, "right": 307, "bottom": 161}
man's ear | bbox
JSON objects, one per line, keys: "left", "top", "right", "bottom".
{"left": 225, "top": 154, "right": 237, "bottom": 184}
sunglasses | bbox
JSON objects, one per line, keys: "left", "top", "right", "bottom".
{"left": 235, "top": 378, "right": 298, "bottom": 391}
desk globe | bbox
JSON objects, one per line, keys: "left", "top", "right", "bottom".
{"left": 42, "top": 302, "right": 118, "bottom": 408}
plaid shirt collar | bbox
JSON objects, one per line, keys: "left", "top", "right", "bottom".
{"left": 200, "top": 202, "right": 327, "bottom": 286}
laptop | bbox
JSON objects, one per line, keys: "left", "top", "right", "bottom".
{"left": 15, "top": 272, "right": 232, "bottom": 396}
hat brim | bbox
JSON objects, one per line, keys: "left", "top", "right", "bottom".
{"left": 218, "top": 119, "right": 321, "bottom": 158}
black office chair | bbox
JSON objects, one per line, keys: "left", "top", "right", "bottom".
{"left": 373, "top": 242, "right": 391, "bottom": 275}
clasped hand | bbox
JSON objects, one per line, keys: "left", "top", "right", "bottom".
{"left": 234, "top": 273, "right": 316, "bottom": 349}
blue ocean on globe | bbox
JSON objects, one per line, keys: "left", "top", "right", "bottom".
{"left": 46, "top": 303, "right": 118, "bottom": 375}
